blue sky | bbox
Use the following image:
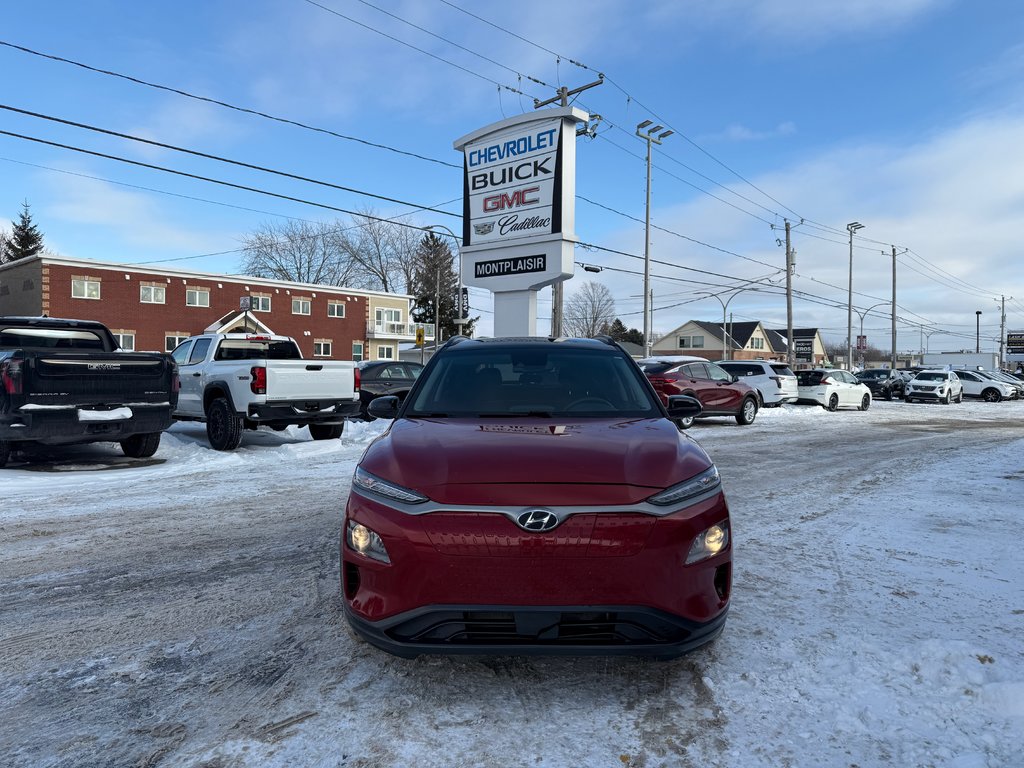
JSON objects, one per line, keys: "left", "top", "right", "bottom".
{"left": 3, "top": 0, "right": 1024, "bottom": 355}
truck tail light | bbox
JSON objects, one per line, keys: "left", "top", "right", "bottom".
{"left": 353, "top": 366, "right": 360, "bottom": 392}
{"left": 1, "top": 357, "right": 24, "bottom": 395}
{"left": 171, "top": 370, "right": 181, "bottom": 393}
{"left": 251, "top": 365, "right": 267, "bottom": 395}
{"left": 770, "top": 375, "right": 783, "bottom": 389}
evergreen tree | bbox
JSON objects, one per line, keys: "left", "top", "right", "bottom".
{"left": 409, "top": 233, "right": 476, "bottom": 340}
{"left": 604, "top": 317, "right": 644, "bottom": 345}
{"left": 1, "top": 202, "right": 45, "bottom": 263}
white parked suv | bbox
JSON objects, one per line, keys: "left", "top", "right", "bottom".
{"left": 795, "top": 368, "right": 872, "bottom": 411}
{"left": 904, "top": 370, "right": 964, "bottom": 404}
{"left": 716, "top": 360, "right": 799, "bottom": 406}
{"left": 951, "top": 369, "right": 1015, "bottom": 402}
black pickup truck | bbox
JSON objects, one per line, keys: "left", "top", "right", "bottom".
{"left": 0, "top": 317, "right": 179, "bottom": 467}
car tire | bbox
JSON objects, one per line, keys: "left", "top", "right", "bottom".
{"left": 206, "top": 397, "right": 243, "bottom": 451}
{"left": 120, "top": 432, "right": 161, "bottom": 458}
{"left": 859, "top": 394, "right": 871, "bottom": 411}
{"left": 309, "top": 423, "right": 344, "bottom": 440}
{"left": 826, "top": 394, "right": 839, "bottom": 412}
{"left": 677, "top": 414, "right": 696, "bottom": 429}
{"left": 0, "top": 439, "right": 10, "bottom": 468}
{"left": 942, "top": 391, "right": 951, "bottom": 405}
{"left": 955, "top": 390, "right": 963, "bottom": 403}
{"left": 884, "top": 389, "right": 893, "bottom": 401}
{"left": 736, "top": 397, "right": 758, "bottom": 425}
{"left": 982, "top": 388, "right": 1002, "bottom": 403}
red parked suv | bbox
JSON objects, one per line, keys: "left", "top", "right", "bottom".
{"left": 342, "top": 336, "right": 732, "bottom": 658}
{"left": 638, "top": 356, "right": 759, "bottom": 428}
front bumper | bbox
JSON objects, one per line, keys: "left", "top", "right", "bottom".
{"left": 905, "top": 388, "right": 945, "bottom": 401}
{"left": 342, "top": 489, "right": 731, "bottom": 657}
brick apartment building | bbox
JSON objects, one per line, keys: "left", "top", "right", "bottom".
{"left": 0, "top": 255, "right": 428, "bottom": 361}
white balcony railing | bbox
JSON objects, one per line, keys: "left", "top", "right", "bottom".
{"left": 366, "top": 321, "right": 435, "bottom": 340}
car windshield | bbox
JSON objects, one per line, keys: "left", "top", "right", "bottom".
{"left": 637, "top": 361, "right": 677, "bottom": 374}
{"left": 857, "top": 370, "right": 889, "bottom": 380}
{"left": 914, "top": 372, "right": 946, "bottom": 382}
{"left": 405, "top": 346, "right": 661, "bottom": 418}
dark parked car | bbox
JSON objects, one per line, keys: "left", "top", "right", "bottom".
{"left": 637, "top": 356, "right": 758, "bottom": 427}
{"left": 356, "top": 360, "right": 424, "bottom": 420}
{"left": 342, "top": 336, "right": 732, "bottom": 658}
{"left": 856, "top": 368, "right": 906, "bottom": 400}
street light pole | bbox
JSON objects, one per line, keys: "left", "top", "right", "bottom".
{"left": 636, "top": 120, "right": 673, "bottom": 357}
{"left": 846, "top": 222, "right": 865, "bottom": 370}
{"left": 976, "top": 310, "right": 982, "bottom": 353}
{"left": 424, "top": 224, "right": 465, "bottom": 334}
{"left": 698, "top": 285, "right": 763, "bottom": 360}
{"left": 854, "top": 302, "right": 888, "bottom": 368}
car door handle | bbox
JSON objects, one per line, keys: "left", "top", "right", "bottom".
{"left": 192, "top": 372, "right": 201, "bottom": 377}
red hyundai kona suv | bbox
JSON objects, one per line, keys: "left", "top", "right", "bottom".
{"left": 341, "top": 336, "right": 732, "bottom": 658}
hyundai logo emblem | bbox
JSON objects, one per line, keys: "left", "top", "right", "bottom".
{"left": 516, "top": 509, "right": 559, "bottom": 532}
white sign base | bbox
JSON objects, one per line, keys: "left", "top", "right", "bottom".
{"left": 493, "top": 290, "right": 539, "bottom": 337}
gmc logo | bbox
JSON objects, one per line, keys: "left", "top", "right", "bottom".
{"left": 482, "top": 186, "right": 539, "bottom": 213}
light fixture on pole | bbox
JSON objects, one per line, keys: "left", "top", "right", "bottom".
{"left": 853, "top": 302, "right": 888, "bottom": 368}
{"left": 636, "top": 120, "right": 673, "bottom": 357}
{"left": 846, "top": 221, "right": 865, "bottom": 370}
{"left": 697, "top": 284, "right": 764, "bottom": 360}
{"left": 424, "top": 224, "right": 466, "bottom": 332}
{"left": 976, "top": 310, "right": 982, "bottom": 353}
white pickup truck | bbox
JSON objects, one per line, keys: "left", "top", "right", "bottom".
{"left": 170, "top": 333, "right": 360, "bottom": 450}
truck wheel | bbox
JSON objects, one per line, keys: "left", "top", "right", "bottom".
{"left": 0, "top": 440, "right": 10, "bottom": 468}
{"left": 309, "top": 423, "right": 344, "bottom": 440}
{"left": 120, "top": 432, "right": 162, "bottom": 458}
{"left": 207, "top": 397, "right": 243, "bottom": 451}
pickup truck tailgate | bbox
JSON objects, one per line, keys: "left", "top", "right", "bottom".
{"left": 27, "top": 353, "right": 174, "bottom": 406}
{"left": 265, "top": 361, "right": 354, "bottom": 401}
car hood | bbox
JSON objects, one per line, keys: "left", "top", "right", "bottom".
{"left": 357, "top": 417, "right": 714, "bottom": 506}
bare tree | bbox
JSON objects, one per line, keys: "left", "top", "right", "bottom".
{"left": 340, "top": 209, "right": 420, "bottom": 293}
{"left": 240, "top": 219, "right": 362, "bottom": 286}
{"left": 563, "top": 281, "right": 616, "bottom": 338}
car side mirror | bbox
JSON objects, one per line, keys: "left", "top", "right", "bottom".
{"left": 666, "top": 394, "right": 703, "bottom": 420}
{"left": 730, "top": 374, "right": 739, "bottom": 383}
{"left": 367, "top": 395, "right": 400, "bottom": 420}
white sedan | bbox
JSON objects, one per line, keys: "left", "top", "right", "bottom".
{"left": 795, "top": 368, "right": 872, "bottom": 411}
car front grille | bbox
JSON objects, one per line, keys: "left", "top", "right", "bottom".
{"left": 385, "top": 609, "right": 693, "bottom": 647}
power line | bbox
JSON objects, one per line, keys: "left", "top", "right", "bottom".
{"left": 0, "top": 39, "right": 460, "bottom": 170}
{"left": 0, "top": 104, "right": 460, "bottom": 218}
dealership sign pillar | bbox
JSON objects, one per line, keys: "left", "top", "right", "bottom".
{"left": 454, "top": 106, "right": 588, "bottom": 337}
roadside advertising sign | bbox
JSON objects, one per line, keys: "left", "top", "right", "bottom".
{"left": 795, "top": 338, "right": 814, "bottom": 361}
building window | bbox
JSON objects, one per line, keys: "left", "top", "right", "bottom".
{"left": 327, "top": 301, "right": 345, "bottom": 318}
{"left": 750, "top": 337, "right": 764, "bottom": 350}
{"left": 378, "top": 345, "right": 394, "bottom": 360}
{"left": 313, "top": 340, "right": 332, "bottom": 357}
{"left": 186, "top": 288, "right": 210, "bottom": 307}
{"left": 165, "top": 334, "right": 189, "bottom": 352}
{"left": 112, "top": 332, "right": 135, "bottom": 351}
{"left": 292, "top": 298, "right": 311, "bottom": 315}
{"left": 352, "top": 341, "right": 364, "bottom": 362}
{"left": 72, "top": 278, "right": 101, "bottom": 300}
{"left": 252, "top": 295, "right": 271, "bottom": 312}
{"left": 140, "top": 285, "right": 166, "bottom": 304}
{"left": 677, "top": 335, "right": 704, "bottom": 349}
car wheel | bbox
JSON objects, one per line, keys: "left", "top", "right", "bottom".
{"left": 955, "top": 390, "right": 963, "bottom": 403}
{"left": 884, "top": 389, "right": 893, "bottom": 401}
{"left": 206, "top": 397, "right": 243, "bottom": 451}
{"left": 942, "top": 391, "right": 951, "bottom": 405}
{"left": 309, "top": 423, "right": 344, "bottom": 440}
{"left": 756, "top": 391, "right": 765, "bottom": 408}
{"left": 120, "top": 432, "right": 161, "bottom": 458}
{"left": 826, "top": 393, "right": 839, "bottom": 412}
{"left": 677, "top": 414, "right": 695, "bottom": 429}
{"left": 736, "top": 397, "right": 758, "bottom": 425}
{"left": 982, "top": 388, "right": 1002, "bottom": 403}
{"left": 0, "top": 439, "right": 10, "bottom": 468}
{"left": 859, "top": 394, "right": 871, "bottom": 411}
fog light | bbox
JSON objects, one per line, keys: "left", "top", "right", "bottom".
{"left": 686, "top": 521, "right": 730, "bottom": 565}
{"left": 347, "top": 521, "right": 390, "bottom": 563}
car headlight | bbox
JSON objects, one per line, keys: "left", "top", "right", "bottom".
{"left": 647, "top": 466, "right": 721, "bottom": 506}
{"left": 686, "top": 521, "right": 730, "bottom": 564}
{"left": 352, "top": 467, "right": 428, "bottom": 504}
{"left": 346, "top": 520, "right": 390, "bottom": 563}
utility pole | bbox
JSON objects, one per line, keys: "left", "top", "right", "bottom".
{"left": 976, "top": 310, "right": 982, "bottom": 353}
{"left": 434, "top": 267, "right": 440, "bottom": 351}
{"left": 637, "top": 120, "right": 674, "bottom": 356}
{"left": 999, "top": 295, "right": 1008, "bottom": 368}
{"left": 785, "top": 220, "right": 794, "bottom": 368}
{"left": 535, "top": 77, "right": 603, "bottom": 338}
{"left": 846, "top": 222, "right": 865, "bottom": 370}
{"left": 891, "top": 246, "right": 897, "bottom": 371}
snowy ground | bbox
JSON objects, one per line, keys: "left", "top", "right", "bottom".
{"left": 2, "top": 398, "right": 1023, "bottom": 767}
